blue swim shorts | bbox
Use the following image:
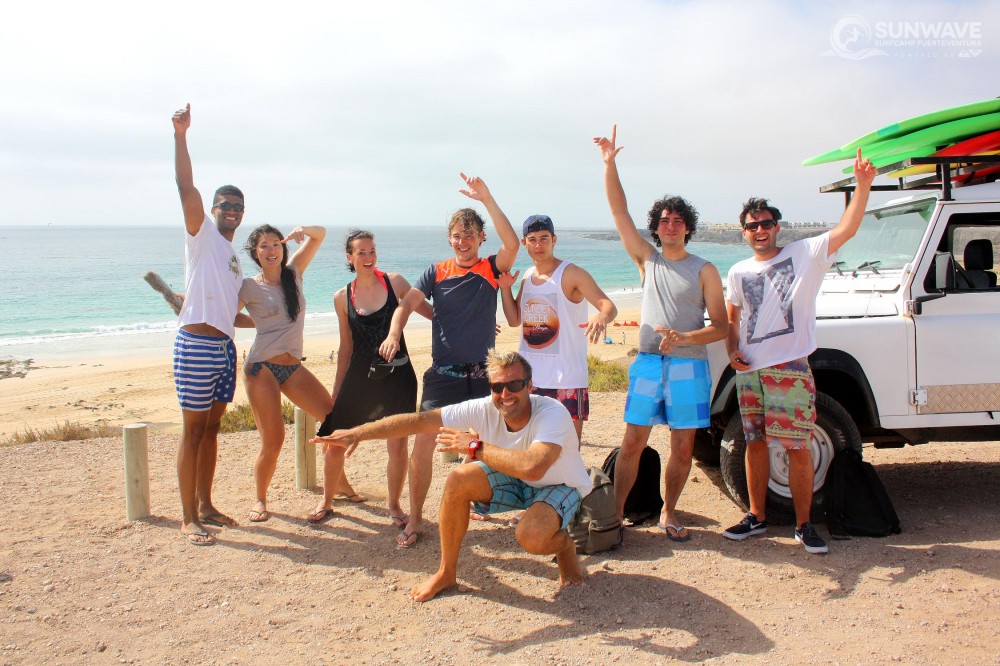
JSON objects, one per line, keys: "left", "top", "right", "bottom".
{"left": 173, "top": 329, "right": 237, "bottom": 412}
{"left": 623, "top": 352, "right": 711, "bottom": 429}
{"left": 470, "top": 462, "right": 583, "bottom": 530}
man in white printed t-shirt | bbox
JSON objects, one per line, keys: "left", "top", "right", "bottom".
{"left": 723, "top": 149, "right": 877, "bottom": 555}
{"left": 171, "top": 103, "right": 248, "bottom": 546}
{"left": 315, "top": 350, "right": 593, "bottom": 602}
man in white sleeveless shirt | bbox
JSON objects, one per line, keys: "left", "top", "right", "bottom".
{"left": 499, "top": 214, "right": 618, "bottom": 440}
{"left": 594, "top": 125, "right": 728, "bottom": 543}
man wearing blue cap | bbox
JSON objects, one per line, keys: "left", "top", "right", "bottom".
{"left": 499, "top": 214, "right": 617, "bottom": 441}
{"left": 594, "top": 125, "right": 728, "bottom": 542}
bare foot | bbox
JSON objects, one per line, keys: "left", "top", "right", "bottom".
{"left": 468, "top": 502, "right": 490, "bottom": 521}
{"left": 555, "top": 541, "right": 586, "bottom": 588}
{"left": 409, "top": 570, "right": 457, "bottom": 602}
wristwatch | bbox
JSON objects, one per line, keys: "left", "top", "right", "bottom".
{"left": 467, "top": 439, "right": 482, "bottom": 460}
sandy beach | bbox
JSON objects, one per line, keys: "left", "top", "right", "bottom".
{"left": 1, "top": 303, "right": 998, "bottom": 664}
{"left": 0, "top": 303, "right": 645, "bottom": 438}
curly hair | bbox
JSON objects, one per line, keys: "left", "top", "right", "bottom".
{"left": 646, "top": 196, "right": 699, "bottom": 246}
{"left": 244, "top": 224, "right": 300, "bottom": 322}
{"left": 344, "top": 229, "right": 375, "bottom": 273}
{"left": 738, "top": 197, "right": 782, "bottom": 227}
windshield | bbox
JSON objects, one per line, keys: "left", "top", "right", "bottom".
{"left": 831, "top": 197, "right": 936, "bottom": 273}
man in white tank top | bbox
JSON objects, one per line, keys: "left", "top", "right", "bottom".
{"left": 499, "top": 215, "right": 618, "bottom": 441}
{"left": 594, "top": 125, "right": 729, "bottom": 543}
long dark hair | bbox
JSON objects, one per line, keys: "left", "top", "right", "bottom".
{"left": 244, "top": 224, "right": 300, "bottom": 322}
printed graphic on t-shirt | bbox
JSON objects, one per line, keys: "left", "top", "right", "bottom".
{"left": 522, "top": 294, "right": 560, "bottom": 350}
{"left": 743, "top": 257, "right": 795, "bottom": 344}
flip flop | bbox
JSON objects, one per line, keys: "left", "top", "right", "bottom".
{"left": 396, "top": 529, "right": 420, "bottom": 549}
{"left": 390, "top": 513, "right": 409, "bottom": 529}
{"left": 183, "top": 530, "right": 215, "bottom": 546}
{"left": 307, "top": 508, "right": 335, "bottom": 524}
{"left": 200, "top": 512, "right": 237, "bottom": 528}
{"left": 334, "top": 492, "right": 368, "bottom": 503}
{"left": 248, "top": 509, "right": 270, "bottom": 523}
{"left": 657, "top": 522, "right": 691, "bottom": 542}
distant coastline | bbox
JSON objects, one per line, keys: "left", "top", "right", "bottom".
{"left": 583, "top": 227, "right": 829, "bottom": 245}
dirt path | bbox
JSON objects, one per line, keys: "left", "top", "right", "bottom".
{"left": 1, "top": 393, "right": 997, "bottom": 664}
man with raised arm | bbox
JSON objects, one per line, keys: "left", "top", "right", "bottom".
{"left": 171, "top": 103, "right": 245, "bottom": 546}
{"left": 315, "top": 350, "right": 592, "bottom": 602}
{"left": 594, "top": 125, "right": 728, "bottom": 542}
{"left": 377, "top": 174, "right": 520, "bottom": 548}
{"left": 499, "top": 214, "right": 618, "bottom": 441}
{"left": 722, "top": 148, "right": 877, "bottom": 555}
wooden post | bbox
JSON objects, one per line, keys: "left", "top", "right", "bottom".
{"left": 123, "top": 423, "right": 150, "bottom": 521}
{"left": 294, "top": 407, "right": 317, "bottom": 489}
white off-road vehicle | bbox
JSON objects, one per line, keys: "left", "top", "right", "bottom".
{"left": 697, "top": 156, "right": 1000, "bottom": 522}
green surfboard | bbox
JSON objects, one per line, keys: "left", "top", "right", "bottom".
{"left": 803, "top": 97, "right": 1000, "bottom": 166}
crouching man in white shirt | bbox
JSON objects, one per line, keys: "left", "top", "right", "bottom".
{"left": 315, "top": 349, "right": 593, "bottom": 602}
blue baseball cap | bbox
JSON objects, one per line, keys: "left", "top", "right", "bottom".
{"left": 522, "top": 214, "right": 555, "bottom": 236}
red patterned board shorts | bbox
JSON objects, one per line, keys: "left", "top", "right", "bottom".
{"left": 736, "top": 357, "right": 816, "bottom": 451}
{"left": 531, "top": 387, "right": 590, "bottom": 421}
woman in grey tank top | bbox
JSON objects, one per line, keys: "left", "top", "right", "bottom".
{"left": 238, "top": 224, "right": 364, "bottom": 525}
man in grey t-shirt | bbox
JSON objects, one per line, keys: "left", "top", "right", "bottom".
{"left": 595, "top": 125, "right": 728, "bottom": 542}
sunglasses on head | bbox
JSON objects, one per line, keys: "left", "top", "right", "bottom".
{"left": 490, "top": 379, "right": 528, "bottom": 394}
{"left": 214, "top": 201, "right": 245, "bottom": 213}
{"left": 743, "top": 220, "right": 776, "bottom": 232}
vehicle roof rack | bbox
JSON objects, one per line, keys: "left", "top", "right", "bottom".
{"left": 820, "top": 154, "right": 1000, "bottom": 206}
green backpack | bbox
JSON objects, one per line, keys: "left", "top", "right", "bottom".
{"left": 567, "top": 467, "right": 624, "bottom": 554}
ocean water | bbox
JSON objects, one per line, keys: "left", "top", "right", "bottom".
{"left": 0, "top": 225, "right": 751, "bottom": 358}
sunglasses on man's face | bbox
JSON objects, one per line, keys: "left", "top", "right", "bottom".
{"left": 743, "top": 220, "right": 776, "bottom": 232}
{"left": 214, "top": 201, "right": 245, "bottom": 213}
{"left": 490, "top": 379, "right": 528, "bottom": 394}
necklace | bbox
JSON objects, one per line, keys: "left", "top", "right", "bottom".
{"left": 257, "top": 274, "right": 280, "bottom": 287}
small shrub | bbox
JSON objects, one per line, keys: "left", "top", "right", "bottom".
{"left": 1, "top": 420, "right": 118, "bottom": 446}
{"left": 588, "top": 355, "right": 629, "bottom": 392}
{"left": 219, "top": 400, "right": 297, "bottom": 434}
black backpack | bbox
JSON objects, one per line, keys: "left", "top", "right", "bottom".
{"left": 825, "top": 448, "right": 902, "bottom": 539}
{"left": 602, "top": 446, "right": 664, "bottom": 526}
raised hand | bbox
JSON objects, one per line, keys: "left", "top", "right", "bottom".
{"left": 853, "top": 148, "right": 877, "bottom": 187}
{"left": 497, "top": 269, "right": 520, "bottom": 290}
{"left": 458, "top": 172, "right": 492, "bottom": 202}
{"left": 282, "top": 226, "right": 306, "bottom": 245}
{"left": 593, "top": 124, "right": 623, "bottom": 163}
{"left": 172, "top": 103, "right": 191, "bottom": 134}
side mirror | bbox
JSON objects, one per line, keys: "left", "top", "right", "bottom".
{"left": 933, "top": 251, "right": 955, "bottom": 291}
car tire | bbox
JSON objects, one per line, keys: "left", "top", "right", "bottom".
{"left": 692, "top": 427, "right": 721, "bottom": 466}
{"left": 719, "top": 392, "right": 862, "bottom": 526}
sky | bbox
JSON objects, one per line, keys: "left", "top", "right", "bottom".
{"left": 1, "top": 0, "right": 997, "bottom": 229}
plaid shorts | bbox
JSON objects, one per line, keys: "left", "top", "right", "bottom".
{"left": 736, "top": 357, "right": 816, "bottom": 450}
{"left": 623, "top": 353, "right": 711, "bottom": 429}
{"left": 470, "top": 462, "right": 583, "bottom": 530}
{"left": 531, "top": 387, "right": 589, "bottom": 421}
